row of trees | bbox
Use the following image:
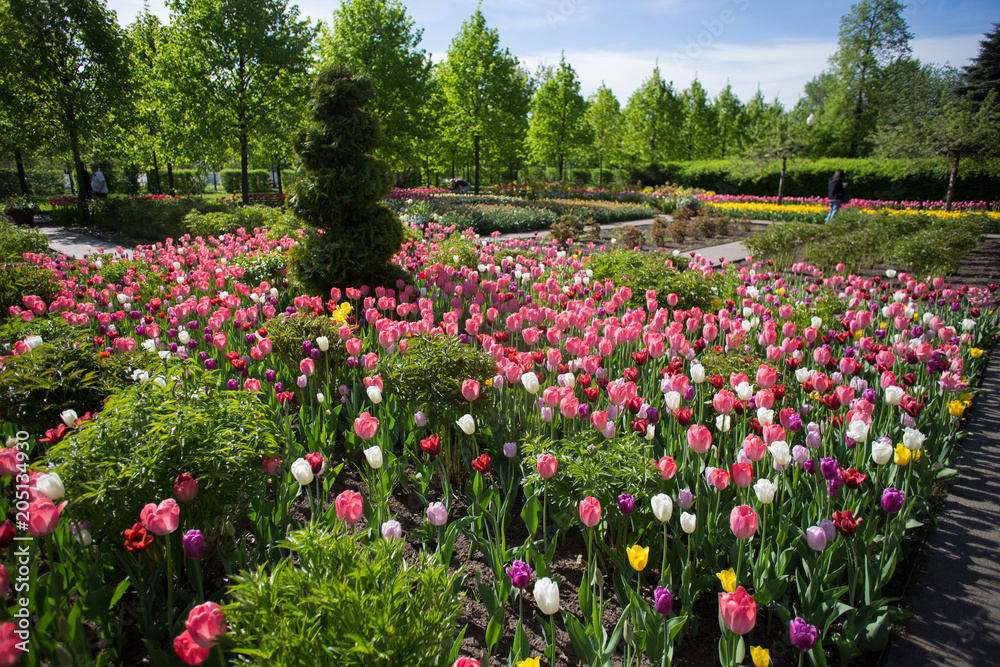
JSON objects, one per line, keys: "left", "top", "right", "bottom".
{"left": 1, "top": 0, "right": 998, "bottom": 201}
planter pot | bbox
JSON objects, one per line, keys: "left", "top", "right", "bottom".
{"left": 8, "top": 210, "right": 34, "bottom": 226}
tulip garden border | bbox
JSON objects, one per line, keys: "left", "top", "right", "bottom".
{"left": 0, "top": 215, "right": 998, "bottom": 666}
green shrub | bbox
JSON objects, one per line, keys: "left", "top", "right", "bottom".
{"left": 89, "top": 196, "right": 226, "bottom": 242}
{"left": 222, "top": 170, "right": 272, "bottom": 194}
{"left": 47, "top": 376, "right": 280, "bottom": 545}
{"left": 0, "top": 169, "right": 65, "bottom": 197}
{"left": 184, "top": 205, "right": 302, "bottom": 240}
{"left": 225, "top": 523, "right": 465, "bottom": 666}
{"left": 0, "top": 221, "right": 49, "bottom": 259}
{"left": 381, "top": 334, "right": 495, "bottom": 426}
{"left": 742, "top": 222, "right": 829, "bottom": 270}
{"left": 265, "top": 313, "right": 347, "bottom": 391}
{"left": 440, "top": 204, "right": 557, "bottom": 234}
{"left": 427, "top": 232, "right": 480, "bottom": 269}
{"left": 587, "top": 249, "right": 734, "bottom": 311}
{"left": 889, "top": 217, "right": 991, "bottom": 277}
{"left": 0, "top": 263, "right": 59, "bottom": 320}
{"left": 0, "top": 321, "right": 141, "bottom": 431}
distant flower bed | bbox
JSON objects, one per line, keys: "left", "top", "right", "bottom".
{"left": 699, "top": 193, "right": 1000, "bottom": 212}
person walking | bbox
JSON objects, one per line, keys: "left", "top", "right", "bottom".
{"left": 90, "top": 164, "right": 109, "bottom": 198}
{"left": 826, "top": 170, "right": 847, "bottom": 223}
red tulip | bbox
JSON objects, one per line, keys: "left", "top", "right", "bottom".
{"left": 173, "top": 473, "right": 198, "bottom": 503}
{"left": 124, "top": 522, "right": 154, "bottom": 552}
{"left": 730, "top": 462, "right": 753, "bottom": 488}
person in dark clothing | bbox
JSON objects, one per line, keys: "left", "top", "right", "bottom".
{"left": 826, "top": 170, "right": 848, "bottom": 223}
{"left": 450, "top": 178, "right": 470, "bottom": 194}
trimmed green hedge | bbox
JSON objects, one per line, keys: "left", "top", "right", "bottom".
{"left": 222, "top": 169, "right": 272, "bottom": 194}
{"left": 145, "top": 168, "right": 207, "bottom": 195}
{"left": 665, "top": 158, "right": 1000, "bottom": 203}
{"left": 0, "top": 170, "right": 65, "bottom": 197}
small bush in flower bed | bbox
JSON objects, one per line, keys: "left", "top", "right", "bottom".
{"left": 225, "top": 524, "right": 465, "bottom": 666}
{"left": 441, "top": 203, "right": 558, "bottom": 235}
{"left": 183, "top": 204, "right": 302, "bottom": 240}
{"left": 0, "top": 219, "right": 48, "bottom": 259}
{"left": 588, "top": 249, "right": 737, "bottom": 311}
{"left": 89, "top": 195, "right": 227, "bottom": 242}
{"left": 47, "top": 375, "right": 280, "bottom": 546}
{"left": 265, "top": 313, "right": 348, "bottom": 392}
{"left": 0, "top": 263, "right": 58, "bottom": 319}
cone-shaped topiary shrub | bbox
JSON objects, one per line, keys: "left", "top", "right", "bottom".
{"left": 290, "top": 64, "right": 405, "bottom": 290}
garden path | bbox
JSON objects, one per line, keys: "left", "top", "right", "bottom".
{"left": 37, "top": 225, "right": 135, "bottom": 259}
{"left": 881, "top": 347, "right": 1000, "bottom": 667}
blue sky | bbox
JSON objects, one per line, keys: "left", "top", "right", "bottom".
{"left": 108, "top": 0, "right": 996, "bottom": 105}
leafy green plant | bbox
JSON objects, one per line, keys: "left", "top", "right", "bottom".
{"left": 889, "top": 217, "right": 990, "bottom": 277}
{"left": 265, "top": 313, "right": 347, "bottom": 390}
{"left": 225, "top": 523, "right": 465, "bottom": 666}
{"left": 550, "top": 213, "right": 587, "bottom": 246}
{"left": 427, "top": 232, "right": 480, "bottom": 269}
{"left": 184, "top": 205, "right": 302, "bottom": 240}
{"left": 0, "top": 263, "right": 58, "bottom": 318}
{"left": 619, "top": 225, "right": 644, "bottom": 248}
{"left": 47, "top": 376, "right": 280, "bottom": 545}
{"left": 742, "top": 221, "right": 828, "bottom": 270}
{"left": 587, "top": 250, "right": 733, "bottom": 311}
{"left": 2, "top": 195, "right": 41, "bottom": 217}
{"left": 0, "top": 220, "right": 49, "bottom": 258}
{"left": 381, "top": 334, "right": 495, "bottom": 423}
{"left": 89, "top": 196, "right": 227, "bottom": 242}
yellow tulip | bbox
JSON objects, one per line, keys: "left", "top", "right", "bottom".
{"left": 854, "top": 330, "right": 864, "bottom": 341}
{"left": 948, "top": 400, "right": 966, "bottom": 417}
{"left": 751, "top": 646, "right": 770, "bottom": 667}
{"left": 894, "top": 443, "right": 911, "bottom": 466}
{"left": 517, "top": 659, "right": 540, "bottom": 667}
{"left": 971, "top": 348, "right": 984, "bottom": 358}
{"left": 716, "top": 568, "right": 736, "bottom": 593}
{"left": 627, "top": 544, "right": 649, "bottom": 571}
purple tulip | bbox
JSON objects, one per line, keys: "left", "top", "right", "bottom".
{"left": 204, "top": 358, "right": 217, "bottom": 371}
{"left": 820, "top": 457, "right": 839, "bottom": 481}
{"left": 506, "top": 560, "right": 532, "bottom": 589}
{"left": 803, "top": 458, "right": 816, "bottom": 475}
{"left": 805, "top": 526, "right": 827, "bottom": 551}
{"left": 789, "top": 617, "right": 818, "bottom": 651}
{"left": 381, "top": 520, "right": 402, "bottom": 541}
{"left": 881, "top": 487, "right": 905, "bottom": 513}
{"left": 265, "top": 369, "right": 277, "bottom": 384}
{"left": 618, "top": 494, "right": 635, "bottom": 516}
{"left": 684, "top": 385, "right": 696, "bottom": 401}
{"left": 653, "top": 586, "right": 673, "bottom": 616}
{"left": 805, "top": 430, "right": 821, "bottom": 449}
{"left": 183, "top": 529, "right": 206, "bottom": 559}
{"left": 577, "top": 404, "right": 590, "bottom": 420}
{"left": 788, "top": 413, "right": 802, "bottom": 432}
{"left": 792, "top": 445, "right": 809, "bottom": 466}
{"left": 819, "top": 518, "right": 836, "bottom": 542}
{"left": 827, "top": 476, "right": 844, "bottom": 498}
{"left": 677, "top": 489, "right": 693, "bottom": 510}
{"left": 503, "top": 442, "right": 517, "bottom": 457}
{"left": 645, "top": 407, "right": 659, "bottom": 424}
{"left": 310, "top": 348, "right": 321, "bottom": 361}
{"left": 414, "top": 411, "right": 427, "bottom": 427}
{"left": 227, "top": 379, "right": 239, "bottom": 391}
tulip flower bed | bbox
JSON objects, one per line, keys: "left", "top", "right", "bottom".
{"left": 0, "top": 221, "right": 997, "bottom": 666}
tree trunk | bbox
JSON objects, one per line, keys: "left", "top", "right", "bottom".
{"left": 213, "top": 165, "right": 218, "bottom": 192}
{"left": 598, "top": 154, "right": 604, "bottom": 187}
{"left": 14, "top": 148, "right": 30, "bottom": 197}
{"left": 777, "top": 156, "right": 787, "bottom": 206}
{"left": 66, "top": 162, "right": 75, "bottom": 195}
{"left": 152, "top": 151, "right": 162, "bottom": 194}
{"left": 558, "top": 154, "right": 564, "bottom": 182}
{"left": 274, "top": 157, "right": 283, "bottom": 194}
{"left": 946, "top": 152, "right": 960, "bottom": 213}
{"left": 240, "top": 128, "right": 250, "bottom": 206}
{"left": 474, "top": 134, "right": 481, "bottom": 195}
{"left": 167, "top": 163, "right": 175, "bottom": 193}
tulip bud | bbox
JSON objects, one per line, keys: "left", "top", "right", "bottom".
{"left": 290, "top": 458, "right": 314, "bottom": 485}
{"left": 533, "top": 577, "right": 560, "bottom": 615}
{"left": 426, "top": 502, "right": 448, "bottom": 526}
{"left": 183, "top": 529, "right": 207, "bottom": 559}
{"left": 680, "top": 511, "right": 697, "bottom": 534}
{"left": 651, "top": 494, "right": 673, "bottom": 522}
{"left": 456, "top": 414, "right": 476, "bottom": 435}
{"left": 364, "top": 445, "right": 384, "bottom": 469}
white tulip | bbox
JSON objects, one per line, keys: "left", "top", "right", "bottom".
{"left": 316, "top": 336, "right": 330, "bottom": 351}
{"left": 364, "top": 445, "right": 383, "bottom": 470}
{"left": 902, "top": 427, "right": 926, "bottom": 451}
{"left": 521, "top": 372, "right": 540, "bottom": 394}
{"left": 884, "top": 386, "right": 904, "bottom": 406}
{"left": 60, "top": 410, "right": 79, "bottom": 427}
{"left": 715, "top": 414, "right": 732, "bottom": 432}
{"left": 811, "top": 316, "right": 822, "bottom": 329}
{"left": 846, "top": 420, "right": 870, "bottom": 444}
{"left": 534, "top": 577, "right": 560, "bottom": 615}
{"left": 680, "top": 512, "right": 697, "bottom": 534}
{"left": 645, "top": 424, "right": 656, "bottom": 441}
{"left": 795, "top": 368, "right": 811, "bottom": 384}
{"left": 871, "top": 439, "right": 894, "bottom": 465}
{"left": 37, "top": 472, "right": 65, "bottom": 500}
{"left": 651, "top": 494, "right": 673, "bottom": 522}
{"left": 178, "top": 330, "right": 190, "bottom": 345}
{"left": 24, "top": 335, "right": 43, "bottom": 350}
{"left": 664, "top": 391, "right": 681, "bottom": 411}
{"left": 456, "top": 414, "right": 476, "bottom": 435}
{"left": 768, "top": 441, "right": 791, "bottom": 466}
{"left": 885, "top": 269, "right": 897, "bottom": 278}
{"left": 290, "top": 458, "right": 314, "bottom": 485}
{"left": 753, "top": 479, "right": 777, "bottom": 504}
{"left": 961, "top": 318, "right": 975, "bottom": 332}
{"left": 366, "top": 385, "right": 383, "bottom": 404}
{"left": 756, "top": 408, "right": 774, "bottom": 425}
{"left": 690, "top": 363, "right": 706, "bottom": 384}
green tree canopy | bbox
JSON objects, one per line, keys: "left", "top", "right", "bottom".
{"left": 527, "top": 54, "right": 589, "bottom": 181}
{"left": 318, "top": 0, "right": 431, "bottom": 179}
{"left": 621, "top": 66, "right": 683, "bottom": 166}
{"left": 680, "top": 78, "right": 718, "bottom": 160}
{"left": 164, "top": 0, "right": 315, "bottom": 204}
{"left": 585, "top": 84, "right": 622, "bottom": 185}
{"left": 960, "top": 22, "right": 1000, "bottom": 108}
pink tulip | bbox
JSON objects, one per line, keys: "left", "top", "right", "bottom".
{"left": 335, "top": 490, "right": 364, "bottom": 525}
{"left": 762, "top": 423, "right": 786, "bottom": 445}
{"left": 590, "top": 410, "right": 608, "bottom": 432}
{"left": 346, "top": 338, "right": 363, "bottom": 356}
{"left": 173, "top": 473, "right": 199, "bottom": 503}
{"left": 185, "top": 601, "right": 227, "bottom": 648}
{"left": 731, "top": 462, "right": 753, "bottom": 488}
{"left": 713, "top": 390, "right": 735, "bottom": 414}
{"left": 579, "top": 496, "right": 601, "bottom": 528}
{"left": 687, "top": 425, "right": 712, "bottom": 454}
{"left": 729, "top": 505, "right": 758, "bottom": 539}
{"left": 537, "top": 454, "right": 558, "bottom": 479}
{"left": 354, "top": 412, "right": 379, "bottom": 441}
{"left": 755, "top": 365, "right": 777, "bottom": 389}
{"left": 0, "top": 622, "right": 26, "bottom": 665}
{"left": 656, "top": 456, "right": 677, "bottom": 480}
{"left": 140, "top": 498, "right": 180, "bottom": 535}
{"left": 719, "top": 586, "right": 757, "bottom": 635}
{"left": 299, "top": 358, "right": 315, "bottom": 376}
{"left": 708, "top": 468, "right": 730, "bottom": 490}
{"left": 461, "top": 380, "right": 480, "bottom": 401}
{"left": 212, "top": 331, "right": 226, "bottom": 351}
{"left": 26, "top": 498, "right": 67, "bottom": 536}
{"left": 244, "top": 378, "right": 261, "bottom": 392}
{"left": 0, "top": 449, "right": 20, "bottom": 477}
